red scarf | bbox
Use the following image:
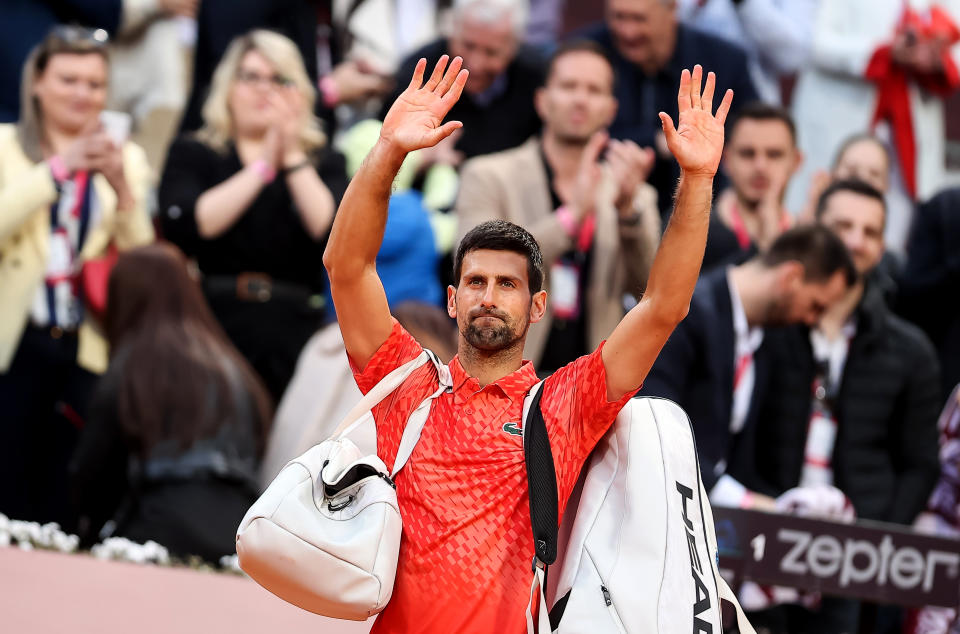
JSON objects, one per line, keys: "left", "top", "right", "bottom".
{"left": 864, "top": 4, "right": 960, "bottom": 197}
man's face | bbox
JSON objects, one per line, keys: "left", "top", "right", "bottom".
{"left": 723, "top": 118, "right": 800, "bottom": 206}
{"left": 448, "top": 249, "right": 545, "bottom": 352}
{"left": 834, "top": 139, "right": 889, "bottom": 193}
{"left": 449, "top": 9, "right": 517, "bottom": 95}
{"left": 818, "top": 191, "right": 886, "bottom": 275}
{"left": 765, "top": 268, "right": 849, "bottom": 327}
{"left": 606, "top": 0, "right": 677, "bottom": 70}
{"left": 535, "top": 51, "right": 617, "bottom": 144}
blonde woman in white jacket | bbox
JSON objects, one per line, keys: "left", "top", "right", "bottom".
{"left": 0, "top": 26, "right": 154, "bottom": 527}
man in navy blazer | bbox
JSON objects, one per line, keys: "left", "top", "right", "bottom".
{"left": 580, "top": 0, "right": 759, "bottom": 221}
{"left": 638, "top": 225, "right": 856, "bottom": 509}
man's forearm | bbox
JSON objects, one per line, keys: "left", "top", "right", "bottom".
{"left": 323, "top": 139, "right": 406, "bottom": 277}
{"left": 642, "top": 173, "right": 713, "bottom": 321}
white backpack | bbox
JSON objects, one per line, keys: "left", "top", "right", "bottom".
{"left": 528, "top": 397, "right": 756, "bottom": 634}
{"left": 236, "top": 350, "right": 450, "bottom": 620}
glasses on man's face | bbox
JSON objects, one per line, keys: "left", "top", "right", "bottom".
{"left": 51, "top": 24, "right": 110, "bottom": 46}
{"left": 235, "top": 69, "right": 293, "bottom": 89}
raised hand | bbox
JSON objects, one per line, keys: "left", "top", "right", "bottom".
{"left": 658, "top": 65, "right": 733, "bottom": 178}
{"left": 380, "top": 55, "right": 469, "bottom": 153}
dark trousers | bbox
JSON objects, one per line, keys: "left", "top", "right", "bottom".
{"left": 0, "top": 326, "right": 97, "bottom": 527}
{"left": 205, "top": 292, "right": 324, "bottom": 404}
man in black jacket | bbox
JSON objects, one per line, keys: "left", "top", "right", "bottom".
{"left": 638, "top": 225, "right": 856, "bottom": 509}
{"left": 744, "top": 181, "right": 942, "bottom": 634}
{"left": 750, "top": 180, "right": 941, "bottom": 524}
{"left": 899, "top": 186, "right": 960, "bottom": 403}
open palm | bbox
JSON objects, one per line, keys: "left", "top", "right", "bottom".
{"left": 381, "top": 55, "right": 469, "bottom": 153}
{"left": 659, "top": 65, "right": 733, "bottom": 178}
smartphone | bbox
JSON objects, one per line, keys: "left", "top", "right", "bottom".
{"left": 100, "top": 110, "right": 132, "bottom": 146}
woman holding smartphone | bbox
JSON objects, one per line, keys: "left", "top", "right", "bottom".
{"left": 0, "top": 26, "right": 155, "bottom": 526}
{"left": 160, "top": 29, "right": 347, "bottom": 403}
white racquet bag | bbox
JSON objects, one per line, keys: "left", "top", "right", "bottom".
{"left": 545, "top": 397, "right": 756, "bottom": 633}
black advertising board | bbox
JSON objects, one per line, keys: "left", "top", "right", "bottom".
{"left": 714, "top": 507, "right": 960, "bottom": 609}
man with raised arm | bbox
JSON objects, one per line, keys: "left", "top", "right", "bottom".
{"left": 323, "top": 55, "right": 732, "bottom": 634}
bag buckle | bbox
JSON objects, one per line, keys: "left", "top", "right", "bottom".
{"left": 236, "top": 272, "right": 272, "bottom": 302}
{"left": 327, "top": 494, "right": 355, "bottom": 512}
{"left": 532, "top": 555, "right": 546, "bottom": 572}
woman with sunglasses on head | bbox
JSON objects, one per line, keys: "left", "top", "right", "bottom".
{"left": 0, "top": 26, "right": 155, "bottom": 526}
{"left": 160, "top": 29, "right": 347, "bottom": 403}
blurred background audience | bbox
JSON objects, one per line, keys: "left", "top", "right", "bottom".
{"left": 70, "top": 243, "right": 271, "bottom": 562}
{"left": 1, "top": 4, "right": 959, "bottom": 630}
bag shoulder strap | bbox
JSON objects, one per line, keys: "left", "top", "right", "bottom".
{"left": 522, "top": 380, "right": 558, "bottom": 567}
{"left": 390, "top": 349, "right": 449, "bottom": 478}
{"left": 522, "top": 380, "right": 557, "bottom": 633}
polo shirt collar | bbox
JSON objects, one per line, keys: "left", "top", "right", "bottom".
{"left": 448, "top": 354, "right": 540, "bottom": 401}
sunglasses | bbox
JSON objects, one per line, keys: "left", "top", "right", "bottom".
{"left": 50, "top": 24, "right": 110, "bottom": 46}
{"left": 235, "top": 69, "right": 294, "bottom": 89}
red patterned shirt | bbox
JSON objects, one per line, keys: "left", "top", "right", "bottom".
{"left": 351, "top": 320, "right": 633, "bottom": 634}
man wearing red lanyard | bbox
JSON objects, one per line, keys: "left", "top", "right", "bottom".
{"left": 325, "top": 56, "right": 731, "bottom": 633}
{"left": 702, "top": 102, "right": 800, "bottom": 271}
{"left": 456, "top": 41, "right": 662, "bottom": 373}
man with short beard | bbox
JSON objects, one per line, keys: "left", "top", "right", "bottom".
{"left": 638, "top": 224, "right": 856, "bottom": 510}
{"left": 324, "top": 56, "right": 732, "bottom": 633}
{"left": 456, "top": 40, "right": 661, "bottom": 372}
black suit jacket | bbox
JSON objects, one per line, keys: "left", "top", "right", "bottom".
{"left": 637, "top": 267, "right": 768, "bottom": 490}
{"left": 749, "top": 281, "right": 941, "bottom": 524}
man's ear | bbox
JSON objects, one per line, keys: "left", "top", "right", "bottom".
{"left": 776, "top": 260, "right": 804, "bottom": 291}
{"left": 447, "top": 285, "right": 458, "bottom": 319}
{"left": 790, "top": 148, "right": 805, "bottom": 176}
{"left": 534, "top": 86, "right": 547, "bottom": 121}
{"left": 529, "top": 290, "right": 548, "bottom": 324}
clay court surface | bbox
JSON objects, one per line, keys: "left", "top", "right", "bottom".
{"left": 0, "top": 547, "right": 374, "bottom": 633}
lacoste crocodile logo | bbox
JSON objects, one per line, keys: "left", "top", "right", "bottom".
{"left": 502, "top": 422, "right": 522, "bottom": 437}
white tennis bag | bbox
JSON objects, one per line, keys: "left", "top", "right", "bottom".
{"left": 236, "top": 350, "right": 449, "bottom": 620}
{"left": 547, "top": 397, "right": 755, "bottom": 634}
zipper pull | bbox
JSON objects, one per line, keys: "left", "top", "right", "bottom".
{"left": 601, "top": 585, "right": 612, "bottom": 606}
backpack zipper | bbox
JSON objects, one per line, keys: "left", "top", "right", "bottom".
{"left": 601, "top": 585, "right": 628, "bottom": 634}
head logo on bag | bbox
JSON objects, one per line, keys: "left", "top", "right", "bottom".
{"left": 677, "top": 481, "right": 714, "bottom": 634}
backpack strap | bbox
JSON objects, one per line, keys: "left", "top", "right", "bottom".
{"left": 522, "top": 380, "right": 557, "bottom": 633}
{"left": 522, "top": 380, "right": 558, "bottom": 566}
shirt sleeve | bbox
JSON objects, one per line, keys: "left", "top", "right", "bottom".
{"left": 158, "top": 136, "right": 215, "bottom": 257}
{"left": 540, "top": 342, "right": 634, "bottom": 505}
{"left": 348, "top": 319, "right": 439, "bottom": 471}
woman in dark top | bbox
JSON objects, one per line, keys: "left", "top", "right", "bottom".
{"left": 159, "top": 29, "right": 347, "bottom": 400}
{"left": 70, "top": 243, "right": 272, "bottom": 562}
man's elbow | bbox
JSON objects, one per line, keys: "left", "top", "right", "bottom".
{"left": 652, "top": 300, "right": 690, "bottom": 329}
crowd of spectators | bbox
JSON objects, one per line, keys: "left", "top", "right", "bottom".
{"left": 1, "top": 1, "right": 960, "bottom": 633}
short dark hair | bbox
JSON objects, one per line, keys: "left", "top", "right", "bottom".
{"left": 453, "top": 221, "right": 545, "bottom": 293}
{"left": 815, "top": 178, "right": 887, "bottom": 220}
{"left": 544, "top": 39, "right": 617, "bottom": 93}
{"left": 728, "top": 101, "right": 796, "bottom": 145}
{"left": 760, "top": 224, "right": 857, "bottom": 287}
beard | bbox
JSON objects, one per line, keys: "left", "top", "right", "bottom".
{"left": 762, "top": 293, "right": 795, "bottom": 327}
{"left": 462, "top": 307, "right": 526, "bottom": 352}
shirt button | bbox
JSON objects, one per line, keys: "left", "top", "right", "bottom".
{"left": 465, "top": 408, "right": 474, "bottom": 415}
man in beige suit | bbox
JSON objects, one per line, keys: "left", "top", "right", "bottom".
{"left": 456, "top": 40, "right": 661, "bottom": 371}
